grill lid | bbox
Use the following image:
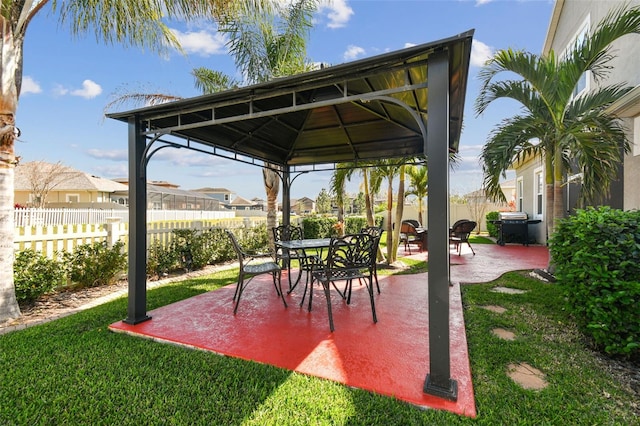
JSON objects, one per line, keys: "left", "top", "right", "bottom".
{"left": 499, "top": 212, "right": 528, "bottom": 221}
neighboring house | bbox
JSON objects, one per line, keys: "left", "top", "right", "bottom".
{"left": 251, "top": 197, "right": 267, "bottom": 211}
{"left": 114, "top": 179, "right": 222, "bottom": 211}
{"left": 191, "top": 187, "right": 235, "bottom": 203}
{"left": 228, "top": 195, "right": 263, "bottom": 211}
{"left": 15, "top": 162, "right": 128, "bottom": 207}
{"left": 513, "top": 0, "right": 640, "bottom": 244}
{"left": 292, "top": 197, "right": 315, "bottom": 214}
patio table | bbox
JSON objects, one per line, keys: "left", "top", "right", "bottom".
{"left": 274, "top": 238, "right": 332, "bottom": 294}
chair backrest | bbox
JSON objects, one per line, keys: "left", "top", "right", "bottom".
{"left": 326, "top": 233, "right": 375, "bottom": 272}
{"left": 361, "top": 226, "right": 383, "bottom": 239}
{"left": 272, "top": 224, "right": 303, "bottom": 243}
{"left": 403, "top": 219, "right": 422, "bottom": 229}
{"left": 451, "top": 220, "right": 477, "bottom": 240}
{"left": 225, "top": 230, "right": 247, "bottom": 267}
{"left": 400, "top": 221, "right": 417, "bottom": 235}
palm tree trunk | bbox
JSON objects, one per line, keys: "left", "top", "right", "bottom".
{"left": 0, "top": 112, "right": 20, "bottom": 323}
{"left": 0, "top": 18, "right": 22, "bottom": 322}
{"left": 363, "top": 168, "right": 374, "bottom": 226}
{"left": 385, "top": 180, "right": 394, "bottom": 263}
{"left": 391, "top": 165, "right": 405, "bottom": 262}
{"left": 263, "top": 165, "right": 280, "bottom": 253}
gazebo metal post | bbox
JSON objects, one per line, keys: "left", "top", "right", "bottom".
{"left": 423, "top": 49, "right": 457, "bottom": 400}
{"left": 124, "top": 116, "right": 151, "bottom": 325}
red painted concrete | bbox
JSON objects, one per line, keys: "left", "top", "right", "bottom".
{"left": 109, "top": 243, "right": 549, "bottom": 418}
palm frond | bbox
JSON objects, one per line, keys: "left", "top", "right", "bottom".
{"left": 192, "top": 68, "right": 239, "bottom": 94}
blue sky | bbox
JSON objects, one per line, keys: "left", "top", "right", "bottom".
{"left": 17, "top": 0, "right": 554, "bottom": 200}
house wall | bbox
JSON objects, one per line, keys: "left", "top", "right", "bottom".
{"left": 626, "top": 118, "right": 640, "bottom": 209}
{"left": 515, "top": 156, "right": 547, "bottom": 244}
{"left": 15, "top": 190, "right": 110, "bottom": 206}
{"left": 548, "top": 0, "right": 640, "bottom": 210}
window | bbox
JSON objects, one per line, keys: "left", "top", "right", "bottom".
{"left": 224, "top": 194, "right": 230, "bottom": 201}
{"left": 517, "top": 177, "right": 524, "bottom": 212}
{"left": 565, "top": 17, "right": 590, "bottom": 98}
{"left": 66, "top": 194, "right": 80, "bottom": 203}
{"left": 634, "top": 116, "right": 640, "bottom": 157}
{"left": 534, "top": 168, "right": 544, "bottom": 219}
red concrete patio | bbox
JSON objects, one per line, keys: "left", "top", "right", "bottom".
{"left": 109, "top": 242, "right": 549, "bottom": 418}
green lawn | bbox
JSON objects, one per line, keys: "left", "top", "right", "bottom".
{"left": 1, "top": 267, "right": 636, "bottom": 425}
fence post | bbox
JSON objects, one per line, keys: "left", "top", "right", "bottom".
{"left": 105, "top": 217, "right": 122, "bottom": 248}
{"left": 243, "top": 217, "right": 251, "bottom": 229}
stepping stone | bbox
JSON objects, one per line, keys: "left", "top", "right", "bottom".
{"left": 507, "top": 362, "right": 548, "bottom": 390}
{"left": 492, "top": 328, "right": 516, "bottom": 340}
{"left": 491, "top": 286, "right": 528, "bottom": 295}
{"left": 481, "top": 305, "right": 507, "bottom": 314}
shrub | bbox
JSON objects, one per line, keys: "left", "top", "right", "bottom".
{"left": 14, "top": 250, "right": 66, "bottom": 304}
{"left": 549, "top": 207, "right": 640, "bottom": 357}
{"left": 486, "top": 211, "right": 499, "bottom": 237}
{"left": 64, "top": 241, "right": 127, "bottom": 288}
{"left": 147, "top": 240, "right": 178, "bottom": 277}
{"left": 301, "top": 216, "right": 382, "bottom": 238}
{"left": 301, "top": 216, "right": 336, "bottom": 238}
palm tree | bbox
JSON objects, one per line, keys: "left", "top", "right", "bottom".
{"left": 476, "top": 5, "right": 640, "bottom": 252}
{"left": 0, "top": 0, "right": 249, "bottom": 323}
{"left": 369, "top": 159, "right": 406, "bottom": 264}
{"left": 405, "top": 165, "right": 428, "bottom": 225}
{"left": 329, "top": 166, "right": 351, "bottom": 236}
{"left": 217, "top": 0, "right": 317, "bottom": 250}
{"left": 108, "top": 0, "right": 318, "bottom": 252}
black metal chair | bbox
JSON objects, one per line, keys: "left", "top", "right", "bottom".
{"left": 360, "top": 226, "right": 383, "bottom": 294}
{"left": 310, "top": 233, "right": 378, "bottom": 332}
{"left": 226, "top": 230, "right": 286, "bottom": 314}
{"left": 449, "top": 220, "right": 477, "bottom": 255}
{"left": 272, "top": 224, "right": 306, "bottom": 293}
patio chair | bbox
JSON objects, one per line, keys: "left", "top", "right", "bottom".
{"left": 360, "top": 226, "right": 383, "bottom": 294}
{"left": 399, "top": 220, "right": 426, "bottom": 254}
{"left": 272, "top": 224, "right": 307, "bottom": 293}
{"left": 226, "top": 230, "right": 287, "bottom": 314}
{"left": 311, "top": 233, "right": 378, "bottom": 332}
{"left": 449, "top": 220, "right": 476, "bottom": 255}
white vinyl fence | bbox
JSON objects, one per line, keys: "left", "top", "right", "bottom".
{"left": 15, "top": 217, "right": 268, "bottom": 259}
{"left": 14, "top": 208, "right": 237, "bottom": 227}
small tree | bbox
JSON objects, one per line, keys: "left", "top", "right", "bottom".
{"left": 465, "top": 188, "right": 490, "bottom": 234}
{"left": 18, "top": 161, "right": 80, "bottom": 208}
{"left": 315, "top": 188, "right": 332, "bottom": 214}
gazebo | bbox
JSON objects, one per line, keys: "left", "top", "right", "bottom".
{"left": 107, "top": 29, "right": 474, "bottom": 401}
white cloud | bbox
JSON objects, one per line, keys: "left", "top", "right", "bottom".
{"left": 343, "top": 45, "right": 365, "bottom": 61}
{"left": 471, "top": 39, "right": 493, "bottom": 67}
{"left": 475, "top": 0, "right": 494, "bottom": 6}
{"left": 404, "top": 43, "right": 417, "bottom": 49}
{"left": 171, "top": 28, "right": 228, "bottom": 56}
{"left": 86, "top": 149, "right": 127, "bottom": 161}
{"left": 319, "top": 0, "right": 354, "bottom": 29}
{"left": 71, "top": 80, "right": 103, "bottom": 99}
{"left": 21, "top": 76, "right": 42, "bottom": 94}
{"left": 93, "top": 164, "right": 128, "bottom": 179}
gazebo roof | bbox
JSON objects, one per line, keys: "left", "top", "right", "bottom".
{"left": 107, "top": 30, "right": 473, "bottom": 171}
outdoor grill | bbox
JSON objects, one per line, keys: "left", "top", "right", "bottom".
{"left": 493, "top": 212, "right": 540, "bottom": 246}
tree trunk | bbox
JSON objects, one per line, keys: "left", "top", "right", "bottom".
{"left": 384, "top": 180, "right": 394, "bottom": 264}
{"left": 0, "top": 17, "right": 22, "bottom": 323}
{"left": 263, "top": 165, "right": 280, "bottom": 254}
{"left": 391, "top": 165, "right": 405, "bottom": 262}
{"left": 363, "top": 168, "right": 374, "bottom": 226}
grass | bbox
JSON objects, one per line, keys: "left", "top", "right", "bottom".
{"left": 1, "top": 268, "right": 637, "bottom": 424}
